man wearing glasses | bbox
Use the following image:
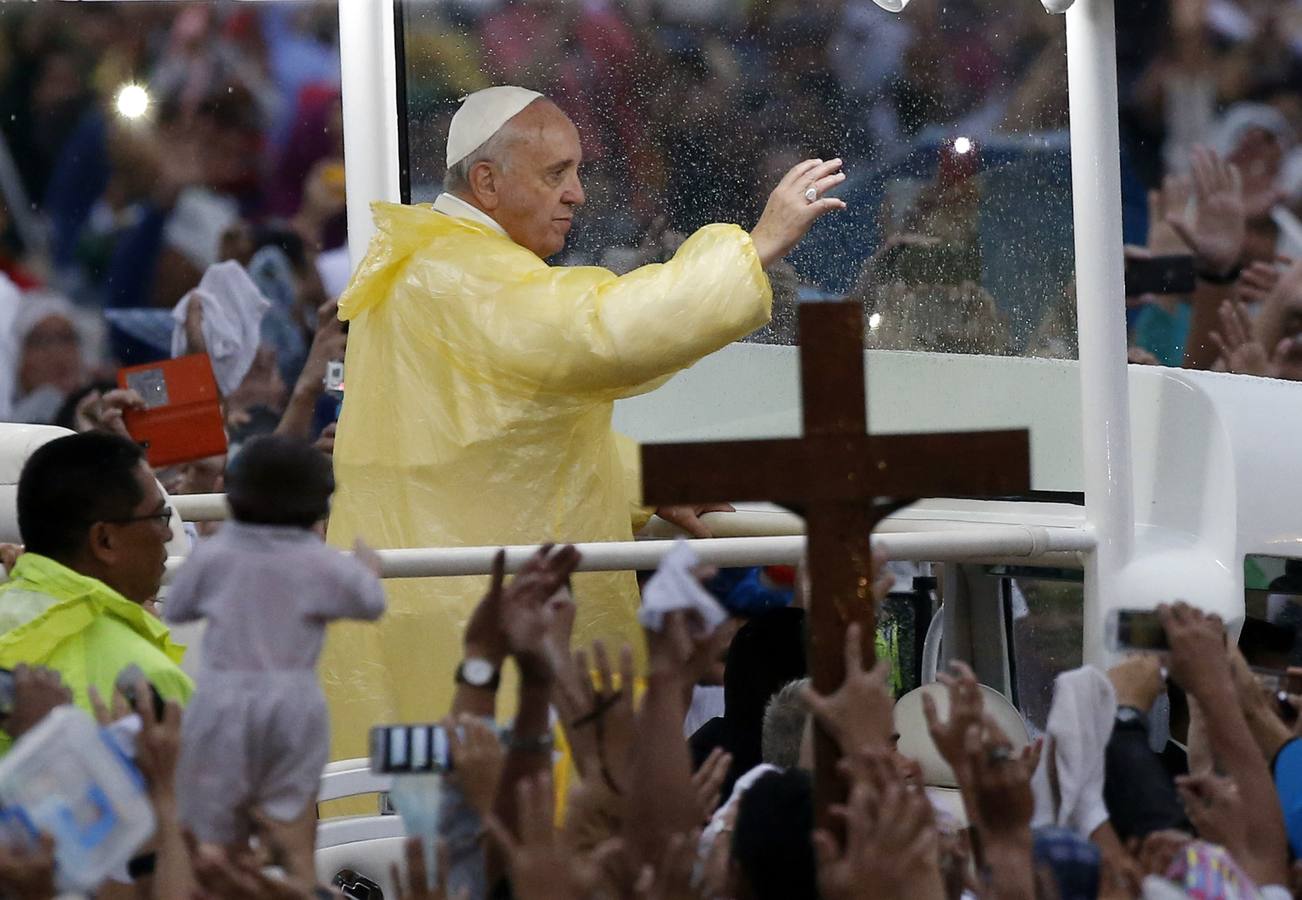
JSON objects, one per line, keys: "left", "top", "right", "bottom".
{"left": 0, "top": 432, "right": 192, "bottom": 751}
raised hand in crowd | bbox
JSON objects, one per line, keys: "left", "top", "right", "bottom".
{"left": 1225, "top": 644, "right": 1294, "bottom": 761}
{"left": 1159, "top": 602, "right": 1291, "bottom": 887}
{"left": 963, "top": 718, "right": 1037, "bottom": 843}
{"left": 691, "top": 747, "right": 731, "bottom": 824}
{"left": 960, "top": 718, "right": 1038, "bottom": 900}
{"left": 1130, "top": 829, "right": 1193, "bottom": 879}
{"left": 488, "top": 773, "right": 615, "bottom": 900}
{"left": 183, "top": 296, "right": 208, "bottom": 357}
{"left": 1144, "top": 177, "right": 1195, "bottom": 263}
{"left": 0, "top": 834, "right": 55, "bottom": 900}
{"left": 0, "top": 665, "right": 71, "bottom": 741}
{"left": 276, "top": 298, "right": 347, "bottom": 442}
{"left": 553, "top": 639, "right": 637, "bottom": 796}
{"left": 1127, "top": 346, "right": 1161, "bottom": 365}
{"left": 1209, "top": 298, "right": 1291, "bottom": 377}
{"left": 644, "top": 608, "right": 732, "bottom": 686}
{"left": 457, "top": 550, "right": 512, "bottom": 717}
{"left": 1175, "top": 773, "right": 1256, "bottom": 874}
{"left": 1234, "top": 258, "right": 1290, "bottom": 306}
{"left": 921, "top": 660, "right": 985, "bottom": 792}
{"left": 1159, "top": 602, "right": 1230, "bottom": 699}
{"left": 121, "top": 676, "right": 198, "bottom": 900}
{"left": 1164, "top": 145, "right": 1247, "bottom": 279}
{"left": 314, "top": 422, "right": 337, "bottom": 457}
{"left": 802, "top": 622, "right": 894, "bottom": 753}
{"left": 446, "top": 713, "right": 505, "bottom": 821}
{"left": 1245, "top": 257, "right": 1302, "bottom": 377}
{"left": 633, "top": 830, "right": 707, "bottom": 900}
{"left": 697, "top": 800, "right": 737, "bottom": 899}
{"left": 72, "top": 388, "right": 145, "bottom": 439}
{"left": 628, "top": 611, "right": 731, "bottom": 867}
{"left": 391, "top": 838, "right": 468, "bottom": 900}
{"left": 1107, "top": 654, "right": 1165, "bottom": 715}
{"left": 453, "top": 546, "right": 576, "bottom": 716}
{"left": 500, "top": 544, "right": 581, "bottom": 681}
{"left": 491, "top": 545, "right": 582, "bottom": 881}
{"left": 814, "top": 748, "right": 945, "bottom": 900}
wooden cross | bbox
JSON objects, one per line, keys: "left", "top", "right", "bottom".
{"left": 641, "top": 301, "right": 1030, "bottom": 824}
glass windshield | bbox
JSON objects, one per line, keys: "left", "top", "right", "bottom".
{"left": 399, "top": 0, "right": 1078, "bottom": 358}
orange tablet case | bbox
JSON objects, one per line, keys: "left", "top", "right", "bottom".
{"left": 117, "top": 354, "right": 227, "bottom": 468}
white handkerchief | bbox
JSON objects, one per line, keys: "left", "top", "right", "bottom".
{"left": 638, "top": 540, "right": 728, "bottom": 635}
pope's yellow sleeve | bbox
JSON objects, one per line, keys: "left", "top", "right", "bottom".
{"left": 382, "top": 217, "right": 773, "bottom": 401}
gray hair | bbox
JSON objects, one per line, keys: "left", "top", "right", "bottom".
{"left": 761, "top": 678, "right": 811, "bottom": 770}
{"left": 443, "top": 121, "right": 518, "bottom": 196}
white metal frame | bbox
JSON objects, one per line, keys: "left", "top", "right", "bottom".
{"left": 1062, "top": 0, "right": 1136, "bottom": 664}
{"left": 338, "top": 0, "right": 402, "bottom": 269}
{"left": 164, "top": 523, "right": 1094, "bottom": 582}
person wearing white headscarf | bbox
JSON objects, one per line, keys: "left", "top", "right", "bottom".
{"left": 9, "top": 291, "right": 88, "bottom": 424}
{"left": 321, "top": 84, "right": 848, "bottom": 758}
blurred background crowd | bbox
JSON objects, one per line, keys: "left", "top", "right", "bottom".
{"left": 0, "top": 0, "right": 1299, "bottom": 442}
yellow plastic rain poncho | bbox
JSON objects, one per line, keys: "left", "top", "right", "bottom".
{"left": 321, "top": 201, "right": 772, "bottom": 760}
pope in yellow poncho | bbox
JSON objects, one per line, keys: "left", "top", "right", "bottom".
{"left": 321, "top": 86, "right": 847, "bottom": 758}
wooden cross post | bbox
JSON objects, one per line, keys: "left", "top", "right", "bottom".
{"left": 641, "top": 301, "right": 1030, "bottom": 825}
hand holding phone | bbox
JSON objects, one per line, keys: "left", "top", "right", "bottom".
{"left": 1107, "top": 609, "right": 1170, "bottom": 653}
{"left": 114, "top": 665, "right": 165, "bottom": 722}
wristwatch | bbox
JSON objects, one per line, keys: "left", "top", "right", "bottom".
{"left": 455, "top": 657, "right": 501, "bottom": 690}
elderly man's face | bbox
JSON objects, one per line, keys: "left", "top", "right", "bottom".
{"left": 486, "top": 101, "right": 586, "bottom": 258}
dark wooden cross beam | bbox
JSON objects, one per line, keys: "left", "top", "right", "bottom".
{"left": 641, "top": 301, "right": 1030, "bottom": 826}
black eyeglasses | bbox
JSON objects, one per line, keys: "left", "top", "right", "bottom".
{"left": 100, "top": 507, "right": 173, "bottom": 526}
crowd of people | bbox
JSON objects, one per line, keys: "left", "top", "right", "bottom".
{"left": 3, "top": 426, "right": 1302, "bottom": 900}
{"left": 0, "top": 0, "right": 346, "bottom": 458}
{"left": 0, "top": 0, "right": 1298, "bottom": 446}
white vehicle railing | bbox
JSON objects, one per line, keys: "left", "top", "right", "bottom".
{"left": 163, "top": 491, "right": 1094, "bottom": 581}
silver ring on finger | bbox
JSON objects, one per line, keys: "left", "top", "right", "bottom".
{"left": 804, "top": 186, "right": 819, "bottom": 203}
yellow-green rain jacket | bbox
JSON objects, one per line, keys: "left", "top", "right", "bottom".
{"left": 322, "top": 202, "right": 772, "bottom": 760}
{"left": 0, "top": 554, "right": 193, "bottom": 754}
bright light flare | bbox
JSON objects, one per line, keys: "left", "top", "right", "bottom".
{"left": 953, "top": 136, "right": 973, "bottom": 155}
{"left": 115, "top": 84, "right": 150, "bottom": 120}
{"left": 868, "top": 313, "right": 883, "bottom": 330}
{"left": 870, "top": 0, "right": 911, "bottom": 9}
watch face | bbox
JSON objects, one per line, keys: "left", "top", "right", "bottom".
{"left": 463, "top": 658, "right": 495, "bottom": 686}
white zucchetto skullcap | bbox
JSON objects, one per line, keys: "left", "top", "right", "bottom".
{"left": 446, "top": 86, "right": 545, "bottom": 168}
